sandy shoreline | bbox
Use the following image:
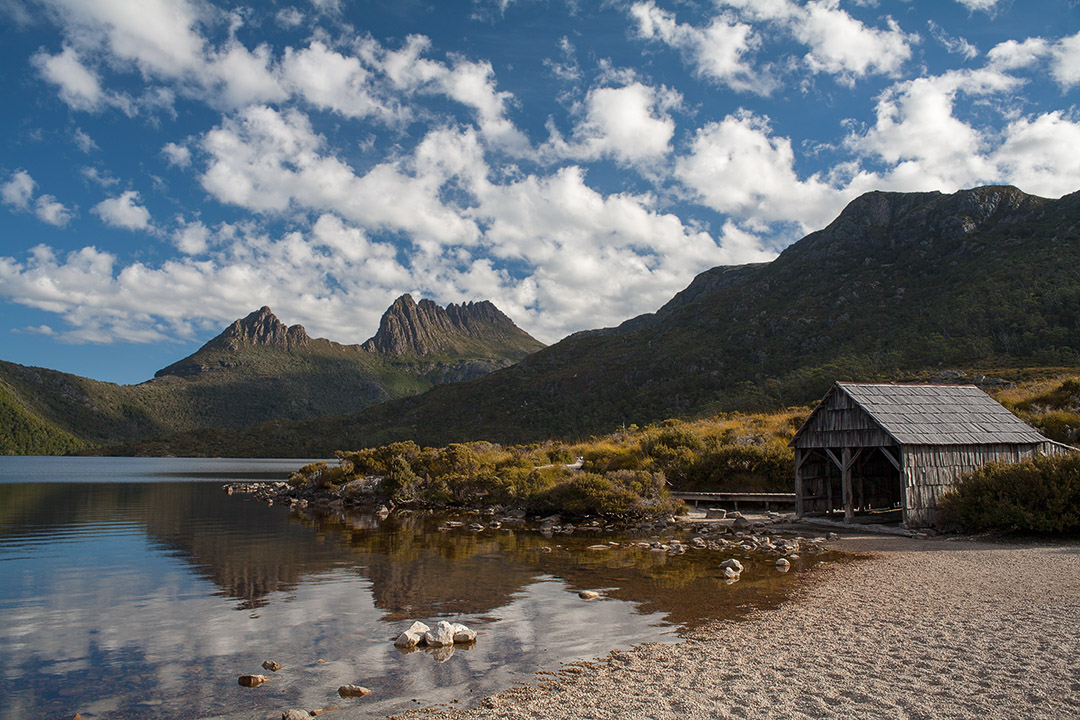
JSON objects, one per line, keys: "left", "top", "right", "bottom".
{"left": 399, "top": 534, "right": 1080, "bottom": 720}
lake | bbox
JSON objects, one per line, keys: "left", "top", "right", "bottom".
{"left": 0, "top": 457, "right": 823, "bottom": 720}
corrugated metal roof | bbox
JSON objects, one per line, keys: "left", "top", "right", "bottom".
{"left": 836, "top": 382, "right": 1047, "bottom": 446}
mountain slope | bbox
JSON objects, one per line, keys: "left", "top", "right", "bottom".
{"left": 0, "top": 297, "right": 544, "bottom": 452}
{"left": 154, "top": 184, "right": 1080, "bottom": 454}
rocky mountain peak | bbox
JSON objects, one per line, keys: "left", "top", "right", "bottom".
{"left": 362, "top": 294, "right": 534, "bottom": 356}
{"left": 220, "top": 306, "right": 311, "bottom": 349}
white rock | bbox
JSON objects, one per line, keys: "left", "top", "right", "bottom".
{"left": 776, "top": 558, "right": 791, "bottom": 568}
{"left": 722, "top": 567, "right": 741, "bottom": 580}
{"left": 424, "top": 621, "right": 456, "bottom": 647}
{"left": 451, "top": 623, "right": 477, "bottom": 643}
{"left": 578, "top": 590, "right": 600, "bottom": 600}
{"left": 394, "top": 621, "right": 430, "bottom": 648}
{"left": 720, "top": 558, "right": 744, "bottom": 573}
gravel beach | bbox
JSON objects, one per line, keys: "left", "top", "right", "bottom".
{"left": 404, "top": 534, "right": 1080, "bottom": 720}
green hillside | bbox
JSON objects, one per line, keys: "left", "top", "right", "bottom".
{"left": 0, "top": 297, "right": 544, "bottom": 454}
{"left": 116, "top": 184, "right": 1080, "bottom": 456}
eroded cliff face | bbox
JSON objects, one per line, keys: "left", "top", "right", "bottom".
{"left": 361, "top": 294, "right": 539, "bottom": 357}
{"left": 217, "top": 306, "right": 312, "bottom": 350}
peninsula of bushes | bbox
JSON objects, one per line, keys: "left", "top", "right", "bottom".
{"left": 283, "top": 373, "right": 1080, "bottom": 534}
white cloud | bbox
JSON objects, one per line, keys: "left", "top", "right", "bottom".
{"left": 275, "top": 7, "right": 304, "bottom": 28}
{"left": 544, "top": 36, "right": 581, "bottom": 82}
{"left": 72, "top": 127, "right": 98, "bottom": 153}
{"left": 992, "top": 111, "right": 1080, "bottom": 198}
{"left": 281, "top": 40, "right": 399, "bottom": 123}
{"left": 2, "top": 170, "right": 75, "bottom": 226}
{"left": 846, "top": 69, "right": 1020, "bottom": 191}
{"left": 162, "top": 142, "right": 192, "bottom": 168}
{"left": 34, "top": 195, "right": 75, "bottom": 227}
{"left": 32, "top": 45, "right": 108, "bottom": 111}
{"left": 172, "top": 220, "right": 210, "bottom": 255}
{"left": 81, "top": 166, "right": 119, "bottom": 187}
{"left": 928, "top": 20, "right": 978, "bottom": 60}
{"left": 722, "top": 0, "right": 917, "bottom": 84}
{"left": 987, "top": 38, "right": 1050, "bottom": 70}
{"left": 92, "top": 190, "right": 151, "bottom": 230}
{"left": 630, "top": 1, "right": 764, "bottom": 92}
{"left": 543, "top": 82, "right": 679, "bottom": 166}
{"left": 955, "top": 0, "right": 1002, "bottom": 13}
{"left": 675, "top": 111, "right": 850, "bottom": 231}
{"left": 198, "top": 106, "right": 480, "bottom": 249}
{"left": 1050, "top": 31, "right": 1080, "bottom": 88}
{"left": 2, "top": 170, "right": 36, "bottom": 210}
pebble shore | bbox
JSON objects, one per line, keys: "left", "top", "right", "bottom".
{"left": 394, "top": 534, "right": 1080, "bottom": 720}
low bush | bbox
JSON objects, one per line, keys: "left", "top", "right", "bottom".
{"left": 937, "top": 453, "right": 1080, "bottom": 534}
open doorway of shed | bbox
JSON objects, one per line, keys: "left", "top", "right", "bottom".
{"left": 797, "top": 446, "right": 903, "bottom": 524}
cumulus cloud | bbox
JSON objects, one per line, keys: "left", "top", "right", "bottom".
{"left": 955, "top": 0, "right": 1002, "bottom": 13}
{"left": 162, "top": 142, "right": 192, "bottom": 168}
{"left": 630, "top": 1, "right": 764, "bottom": 92}
{"left": 845, "top": 69, "right": 1019, "bottom": 191}
{"left": 987, "top": 38, "right": 1050, "bottom": 70}
{"left": 674, "top": 111, "right": 850, "bottom": 232}
{"left": 32, "top": 45, "right": 111, "bottom": 112}
{"left": 2, "top": 170, "right": 75, "bottom": 226}
{"left": 543, "top": 82, "right": 680, "bottom": 166}
{"left": 1050, "top": 31, "right": 1080, "bottom": 88}
{"left": 2, "top": 170, "right": 35, "bottom": 210}
{"left": 991, "top": 112, "right": 1080, "bottom": 198}
{"left": 34, "top": 195, "right": 76, "bottom": 227}
{"left": 199, "top": 106, "right": 479, "bottom": 250}
{"left": 92, "top": 190, "right": 151, "bottom": 230}
{"left": 722, "top": 0, "right": 917, "bottom": 84}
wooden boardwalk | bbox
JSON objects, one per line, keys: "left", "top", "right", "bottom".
{"left": 671, "top": 491, "right": 796, "bottom": 512}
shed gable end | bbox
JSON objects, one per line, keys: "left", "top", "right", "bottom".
{"left": 793, "top": 386, "right": 894, "bottom": 449}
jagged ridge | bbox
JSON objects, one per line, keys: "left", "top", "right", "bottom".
{"left": 362, "top": 294, "right": 535, "bottom": 356}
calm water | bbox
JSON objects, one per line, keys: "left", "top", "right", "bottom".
{"left": 0, "top": 457, "right": 821, "bottom": 720}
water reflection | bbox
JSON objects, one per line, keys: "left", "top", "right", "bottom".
{"left": 0, "top": 460, "right": 835, "bottom": 720}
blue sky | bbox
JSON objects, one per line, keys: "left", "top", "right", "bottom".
{"left": 1, "top": 0, "right": 1078, "bottom": 384}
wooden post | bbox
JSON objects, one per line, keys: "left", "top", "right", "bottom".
{"left": 842, "top": 447, "right": 854, "bottom": 524}
{"left": 794, "top": 448, "right": 804, "bottom": 517}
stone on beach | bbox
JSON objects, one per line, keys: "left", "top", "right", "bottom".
{"left": 723, "top": 566, "right": 741, "bottom": 580}
{"left": 338, "top": 685, "right": 372, "bottom": 698}
{"left": 578, "top": 590, "right": 600, "bottom": 600}
{"left": 238, "top": 674, "right": 270, "bottom": 687}
{"left": 262, "top": 660, "right": 283, "bottom": 672}
{"left": 281, "top": 710, "right": 312, "bottom": 720}
{"left": 394, "top": 621, "right": 430, "bottom": 648}
{"left": 424, "top": 621, "right": 457, "bottom": 647}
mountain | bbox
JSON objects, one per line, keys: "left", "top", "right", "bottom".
{"left": 125, "top": 184, "right": 1080, "bottom": 456}
{"left": 0, "top": 296, "right": 543, "bottom": 454}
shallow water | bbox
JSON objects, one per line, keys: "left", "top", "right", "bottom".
{"left": 0, "top": 457, "right": 828, "bottom": 720}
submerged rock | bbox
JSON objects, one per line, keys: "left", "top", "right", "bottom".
{"left": 578, "top": 590, "right": 600, "bottom": 600}
{"left": 722, "top": 566, "right": 741, "bottom": 580}
{"left": 720, "top": 558, "right": 744, "bottom": 573}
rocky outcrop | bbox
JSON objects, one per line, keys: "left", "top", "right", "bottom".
{"left": 362, "top": 294, "right": 540, "bottom": 357}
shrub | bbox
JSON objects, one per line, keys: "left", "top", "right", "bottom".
{"left": 535, "top": 473, "right": 643, "bottom": 516}
{"left": 937, "top": 453, "right": 1080, "bottom": 534}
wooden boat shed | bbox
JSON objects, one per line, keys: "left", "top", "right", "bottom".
{"left": 791, "top": 382, "right": 1068, "bottom": 528}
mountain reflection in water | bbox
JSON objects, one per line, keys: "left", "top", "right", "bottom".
{"left": 0, "top": 458, "right": 834, "bottom": 720}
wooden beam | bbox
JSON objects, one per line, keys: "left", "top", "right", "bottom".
{"left": 823, "top": 447, "right": 843, "bottom": 471}
{"left": 795, "top": 448, "right": 804, "bottom": 517}
{"left": 879, "top": 446, "right": 901, "bottom": 471}
{"left": 842, "top": 447, "right": 854, "bottom": 524}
